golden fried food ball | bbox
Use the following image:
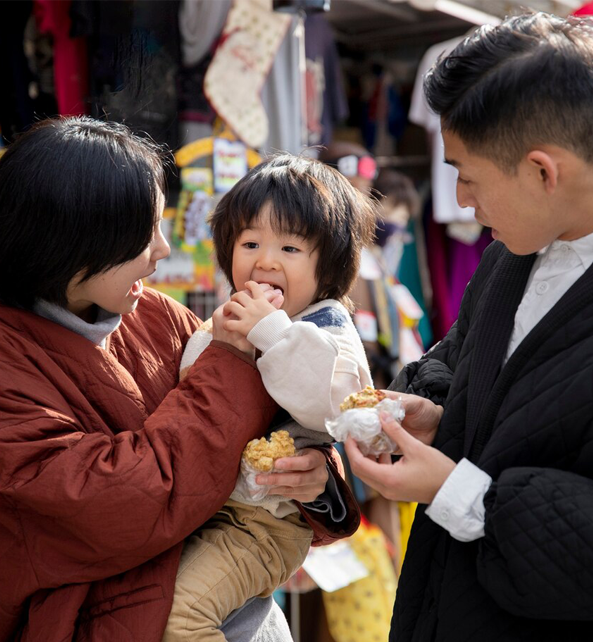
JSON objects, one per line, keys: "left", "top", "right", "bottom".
{"left": 339, "top": 385, "right": 386, "bottom": 412}
{"left": 242, "top": 430, "right": 296, "bottom": 472}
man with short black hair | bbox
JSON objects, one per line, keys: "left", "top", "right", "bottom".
{"left": 345, "top": 11, "right": 593, "bottom": 641}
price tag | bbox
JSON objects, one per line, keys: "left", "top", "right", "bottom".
{"left": 302, "top": 540, "right": 369, "bottom": 593}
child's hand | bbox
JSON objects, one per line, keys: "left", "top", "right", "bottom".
{"left": 253, "top": 281, "right": 284, "bottom": 310}
{"left": 212, "top": 303, "right": 255, "bottom": 358}
{"left": 223, "top": 281, "right": 284, "bottom": 337}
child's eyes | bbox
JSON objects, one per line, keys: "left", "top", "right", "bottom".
{"left": 239, "top": 241, "right": 301, "bottom": 252}
{"left": 457, "top": 177, "right": 471, "bottom": 185}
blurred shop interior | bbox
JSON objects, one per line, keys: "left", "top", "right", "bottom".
{"left": 0, "top": 0, "right": 589, "bottom": 640}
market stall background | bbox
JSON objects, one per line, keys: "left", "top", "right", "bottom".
{"left": 0, "top": 1, "right": 587, "bottom": 641}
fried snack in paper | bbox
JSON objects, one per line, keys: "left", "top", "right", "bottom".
{"left": 242, "top": 430, "right": 296, "bottom": 472}
{"left": 236, "top": 430, "right": 297, "bottom": 502}
{"left": 340, "top": 385, "right": 386, "bottom": 411}
{"left": 326, "top": 387, "right": 405, "bottom": 456}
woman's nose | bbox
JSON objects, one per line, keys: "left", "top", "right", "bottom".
{"left": 152, "top": 225, "right": 171, "bottom": 262}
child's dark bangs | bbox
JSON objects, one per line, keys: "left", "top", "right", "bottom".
{"left": 271, "top": 170, "right": 329, "bottom": 243}
{"left": 232, "top": 178, "right": 273, "bottom": 233}
{"left": 267, "top": 192, "right": 323, "bottom": 245}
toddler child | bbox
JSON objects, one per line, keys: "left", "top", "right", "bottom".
{"left": 164, "top": 154, "right": 377, "bottom": 641}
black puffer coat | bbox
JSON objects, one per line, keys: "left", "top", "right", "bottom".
{"left": 389, "top": 241, "right": 593, "bottom": 641}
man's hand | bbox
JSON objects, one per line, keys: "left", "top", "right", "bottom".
{"left": 223, "top": 281, "right": 284, "bottom": 338}
{"left": 255, "top": 448, "right": 329, "bottom": 503}
{"left": 344, "top": 413, "right": 455, "bottom": 504}
{"left": 385, "top": 391, "right": 444, "bottom": 446}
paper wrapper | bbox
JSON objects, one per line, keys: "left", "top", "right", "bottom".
{"left": 325, "top": 397, "right": 405, "bottom": 456}
{"left": 235, "top": 454, "right": 303, "bottom": 501}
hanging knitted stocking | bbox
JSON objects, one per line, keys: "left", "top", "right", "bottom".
{"left": 204, "top": 0, "right": 291, "bottom": 148}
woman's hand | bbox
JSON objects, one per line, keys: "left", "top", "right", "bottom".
{"left": 344, "top": 413, "right": 455, "bottom": 504}
{"left": 255, "top": 448, "right": 329, "bottom": 503}
{"left": 385, "top": 390, "right": 444, "bottom": 446}
{"left": 212, "top": 303, "right": 255, "bottom": 357}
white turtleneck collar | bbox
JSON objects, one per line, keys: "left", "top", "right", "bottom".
{"left": 33, "top": 300, "right": 122, "bottom": 348}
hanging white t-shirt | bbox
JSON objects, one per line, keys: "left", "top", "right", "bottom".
{"left": 409, "top": 37, "right": 476, "bottom": 224}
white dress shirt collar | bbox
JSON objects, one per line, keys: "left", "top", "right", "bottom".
{"left": 537, "top": 229, "right": 593, "bottom": 271}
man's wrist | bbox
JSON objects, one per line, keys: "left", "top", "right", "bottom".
{"left": 425, "top": 458, "right": 492, "bottom": 542}
{"left": 427, "top": 456, "right": 456, "bottom": 504}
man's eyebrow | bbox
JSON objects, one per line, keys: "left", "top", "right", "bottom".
{"left": 444, "top": 158, "right": 460, "bottom": 168}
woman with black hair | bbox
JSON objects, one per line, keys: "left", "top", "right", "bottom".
{"left": 0, "top": 117, "right": 359, "bottom": 642}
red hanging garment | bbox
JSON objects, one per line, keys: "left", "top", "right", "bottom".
{"left": 573, "top": 2, "right": 593, "bottom": 15}
{"left": 34, "top": 0, "right": 88, "bottom": 115}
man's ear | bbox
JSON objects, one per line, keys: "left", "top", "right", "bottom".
{"left": 526, "top": 150, "right": 558, "bottom": 194}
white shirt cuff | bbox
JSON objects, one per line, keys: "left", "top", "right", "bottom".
{"left": 247, "top": 310, "right": 292, "bottom": 353}
{"left": 425, "top": 458, "right": 492, "bottom": 542}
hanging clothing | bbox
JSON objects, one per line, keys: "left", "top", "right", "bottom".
{"left": 361, "top": 70, "right": 407, "bottom": 156}
{"left": 409, "top": 37, "right": 475, "bottom": 224}
{"left": 71, "top": 0, "right": 181, "bottom": 152}
{"left": 178, "top": 51, "right": 216, "bottom": 131}
{"left": 260, "top": 15, "right": 303, "bottom": 154}
{"left": 0, "top": 1, "right": 35, "bottom": 141}
{"left": 23, "top": 14, "right": 59, "bottom": 119}
{"left": 573, "top": 2, "right": 593, "bottom": 15}
{"left": 397, "top": 218, "right": 433, "bottom": 349}
{"left": 448, "top": 228, "right": 492, "bottom": 318}
{"left": 304, "top": 13, "right": 349, "bottom": 146}
{"left": 355, "top": 247, "right": 400, "bottom": 388}
{"left": 177, "top": 0, "right": 230, "bottom": 145}
{"left": 69, "top": 0, "right": 134, "bottom": 112}
{"left": 424, "top": 203, "right": 456, "bottom": 341}
{"left": 203, "top": 0, "right": 291, "bottom": 149}
{"left": 178, "top": 0, "right": 231, "bottom": 67}
{"left": 34, "top": 0, "right": 88, "bottom": 115}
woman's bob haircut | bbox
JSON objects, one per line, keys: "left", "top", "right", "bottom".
{"left": 0, "top": 116, "right": 167, "bottom": 309}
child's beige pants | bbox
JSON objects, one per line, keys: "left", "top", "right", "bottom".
{"left": 162, "top": 499, "right": 313, "bottom": 641}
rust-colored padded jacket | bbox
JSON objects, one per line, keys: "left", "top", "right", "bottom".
{"left": 0, "top": 289, "right": 359, "bottom": 642}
